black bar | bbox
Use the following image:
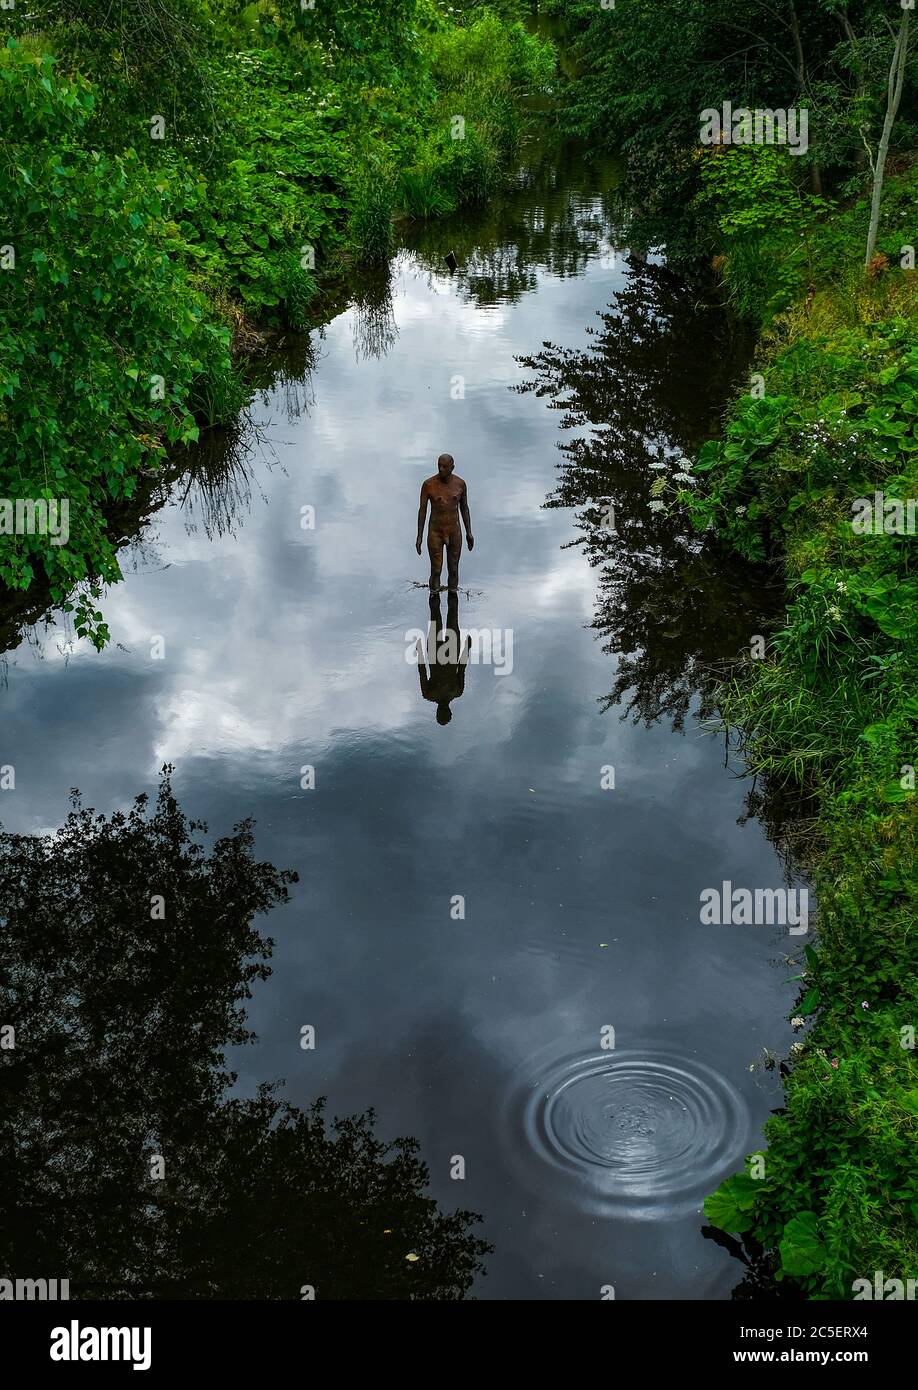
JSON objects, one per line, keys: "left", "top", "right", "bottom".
{"left": 1, "top": 1298, "right": 910, "bottom": 1375}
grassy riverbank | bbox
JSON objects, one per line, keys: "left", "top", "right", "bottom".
{"left": 686, "top": 161, "right": 918, "bottom": 1297}
{"left": 547, "top": 0, "right": 918, "bottom": 1297}
{"left": 0, "top": 2, "right": 553, "bottom": 643}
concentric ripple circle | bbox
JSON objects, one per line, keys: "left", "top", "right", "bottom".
{"left": 510, "top": 1049, "right": 752, "bottom": 1219}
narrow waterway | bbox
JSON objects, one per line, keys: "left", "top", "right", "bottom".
{"left": 1, "top": 139, "right": 801, "bottom": 1298}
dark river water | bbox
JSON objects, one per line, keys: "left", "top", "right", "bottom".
{"left": 1, "top": 140, "right": 802, "bottom": 1299}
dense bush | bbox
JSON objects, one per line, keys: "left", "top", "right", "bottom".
{"left": 0, "top": 40, "right": 238, "bottom": 645}
{"left": 682, "top": 170, "right": 918, "bottom": 1296}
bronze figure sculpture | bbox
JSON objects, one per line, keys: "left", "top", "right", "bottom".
{"left": 416, "top": 453, "right": 473, "bottom": 592}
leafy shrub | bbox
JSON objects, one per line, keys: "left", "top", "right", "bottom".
{"left": 0, "top": 41, "right": 239, "bottom": 645}
{"left": 693, "top": 217, "right": 918, "bottom": 1298}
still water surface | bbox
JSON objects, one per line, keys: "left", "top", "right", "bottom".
{"left": 2, "top": 142, "right": 798, "bottom": 1298}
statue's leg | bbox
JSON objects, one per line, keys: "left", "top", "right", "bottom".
{"left": 427, "top": 529, "right": 444, "bottom": 590}
{"left": 446, "top": 526, "right": 462, "bottom": 590}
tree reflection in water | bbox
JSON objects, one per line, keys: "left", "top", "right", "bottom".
{"left": 0, "top": 771, "right": 491, "bottom": 1299}
{"left": 518, "top": 257, "right": 784, "bottom": 731}
{"left": 405, "top": 137, "right": 623, "bottom": 306}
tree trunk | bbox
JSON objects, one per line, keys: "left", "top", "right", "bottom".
{"left": 787, "top": 1, "right": 822, "bottom": 194}
{"left": 837, "top": 8, "right": 868, "bottom": 169}
{"left": 865, "top": 10, "right": 910, "bottom": 270}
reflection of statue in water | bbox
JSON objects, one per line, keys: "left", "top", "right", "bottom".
{"left": 415, "top": 453, "right": 473, "bottom": 591}
{"left": 417, "top": 589, "right": 470, "bottom": 725}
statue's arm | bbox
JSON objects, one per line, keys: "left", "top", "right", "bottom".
{"left": 416, "top": 483, "right": 429, "bottom": 554}
{"left": 460, "top": 484, "right": 473, "bottom": 549}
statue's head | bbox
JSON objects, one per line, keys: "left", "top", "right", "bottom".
{"left": 437, "top": 453, "right": 455, "bottom": 481}
{"left": 436, "top": 702, "right": 452, "bottom": 725}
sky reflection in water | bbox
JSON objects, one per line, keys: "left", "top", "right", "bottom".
{"left": 1, "top": 145, "right": 798, "bottom": 1299}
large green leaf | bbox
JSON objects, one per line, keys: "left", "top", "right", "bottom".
{"left": 779, "top": 1213, "right": 825, "bottom": 1277}
{"left": 704, "top": 1173, "right": 761, "bottom": 1232}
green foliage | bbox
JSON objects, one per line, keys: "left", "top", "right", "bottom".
{"left": 393, "top": 12, "right": 555, "bottom": 222}
{"left": 399, "top": 166, "right": 459, "bottom": 220}
{"left": 431, "top": 9, "right": 554, "bottom": 96}
{"left": 692, "top": 188, "right": 918, "bottom": 1301}
{"left": 20, "top": 0, "right": 226, "bottom": 148}
{"left": 778, "top": 1212, "right": 826, "bottom": 1277}
{"left": 0, "top": 6, "right": 555, "bottom": 637}
{"left": 703, "top": 1172, "right": 761, "bottom": 1233}
{"left": 545, "top": 0, "right": 918, "bottom": 263}
{"left": 0, "top": 40, "right": 238, "bottom": 645}
{"left": 350, "top": 174, "right": 397, "bottom": 264}
{"left": 695, "top": 146, "right": 829, "bottom": 319}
